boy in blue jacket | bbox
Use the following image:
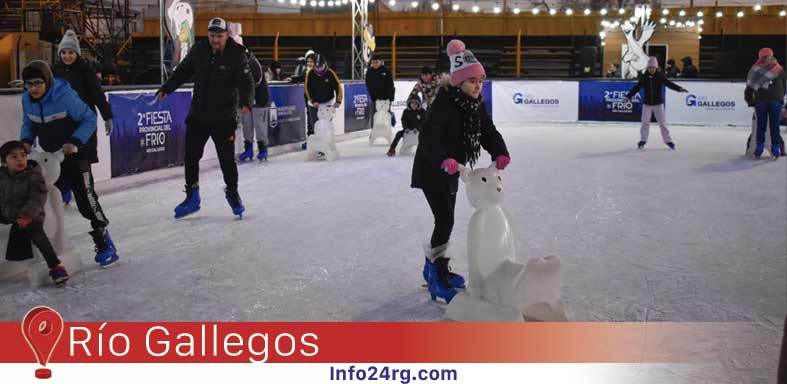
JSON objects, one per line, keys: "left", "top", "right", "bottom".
{"left": 20, "top": 60, "right": 119, "bottom": 267}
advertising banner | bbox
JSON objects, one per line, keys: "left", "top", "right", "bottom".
{"left": 493, "top": 81, "right": 578, "bottom": 123}
{"left": 268, "top": 84, "right": 307, "bottom": 146}
{"left": 108, "top": 91, "right": 189, "bottom": 178}
{"left": 665, "top": 81, "right": 750, "bottom": 126}
{"left": 578, "top": 80, "right": 646, "bottom": 122}
{"left": 343, "top": 83, "right": 372, "bottom": 133}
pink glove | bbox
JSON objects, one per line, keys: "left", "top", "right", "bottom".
{"left": 441, "top": 158, "right": 459, "bottom": 175}
{"left": 495, "top": 155, "right": 510, "bottom": 170}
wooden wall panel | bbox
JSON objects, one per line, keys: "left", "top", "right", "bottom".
{"left": 603, "top": 29, "right": 699, "bottom": 76}
{"left": 137, "top": 7, "right": 786, "bottom": 38}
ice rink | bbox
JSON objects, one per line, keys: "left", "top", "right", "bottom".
{"left": 1, "top": 122, "right": 785, "bottom": 381}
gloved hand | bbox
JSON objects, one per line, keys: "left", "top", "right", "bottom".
{"left": 16, "top": 215, "right": 32, "bottom": 228}
{"left": 104, "top": 119, "right": 112, "bottom": 136}
{"left": 495, "top": 155, "right": 510, "bottom": 170}
{"left": 441, "top": 158, "right": 459, "bottom": 175}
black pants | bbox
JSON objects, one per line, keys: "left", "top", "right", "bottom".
{"left": 306, "top": 105, "right": 318, "bottom": 136}
{"left": 422, "top": 189, "right": 457, "bottom": 248}
{"left": 55, "top": 158, "right": 109, "bottom": 230}
{"left": 185, "top": 119, "right": 238, "bottom": 191}
{"left": 22, "top": 222, "right": 61, "bottom": 268}
{"left": 390, "top": 130, "right": 405, "bottom": 150}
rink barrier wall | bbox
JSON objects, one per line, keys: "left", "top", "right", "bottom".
{"left": 0, "top": 79, "right": 753, "bottom": 182}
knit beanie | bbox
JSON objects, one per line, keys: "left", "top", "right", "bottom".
{"left": 647, "top": 56, "right": 659, "bottom": 68}
{"left": 22, "top": 60, "right": 54, "bottom": 91}
{"left": 58, "top": 30, "right": 81, "bottom": 57}
{"left": 447, "top": 39, "right": 485, "bottom": 86}
{"left": 759, "top": 47, "right": 774, "bottom": 61}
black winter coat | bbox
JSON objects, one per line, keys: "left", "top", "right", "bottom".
{"left": 305, "top": 68, "right": 343, "bottom": 104}
{"left": 401, "top": 107, "right": 426, "bottom": 130}
{"left": 158, "top": 39, "right": 254, "bottom": 124}
{"left": 246, "top": 51, "right": 270, "bottom": 107}
{"left": 0, "top": 161, "right": 47, "bottom": 224}
{"left": 365, "top": 65, "right": 395, "bottom": 101}
{"left": 411, "top": 89, "right": 508, "bottom": 193}
{"left": 626, "top": 70, "right": 686, "bottom": 105}
{"left": 53, "top": 58, "right": 113, "bottom": 163}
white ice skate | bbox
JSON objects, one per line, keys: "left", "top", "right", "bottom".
{"left": 0, "top": 150, "right": 82, "bottom": 286}
{"left": 370, "top": 100, "right": 393, "bottom": 146}
{"left": 444, "top": 164, "right": 569, "bottom": 322}
{"left": 400, "top": 130, "right": 419, "bottom": 156}
{"left": 306, "top": 103, "right": 339, "bottom": 161}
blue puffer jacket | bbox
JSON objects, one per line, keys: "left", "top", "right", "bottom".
{"left": 20, "top": 78, "right": 96, "bottom": 159}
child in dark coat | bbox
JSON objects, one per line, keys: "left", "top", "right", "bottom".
{"left": 411, "top": 39, "right": 510, "bottom": 303}
{"left": 0, "top": 141, "right": 68, "bottom": 284}
{"left": 388, "top": 94, "right": 426, "bottom": 156}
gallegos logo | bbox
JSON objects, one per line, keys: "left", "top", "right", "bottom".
{"left": 512, "top": 93, "right": 559, "bottom": 105}
{"left": 685, "top": 94, "right": 735, "bottom": 109}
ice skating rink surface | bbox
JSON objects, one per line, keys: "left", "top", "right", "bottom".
{"left": 1, "top": 122, "right": 784, "bottom": 382}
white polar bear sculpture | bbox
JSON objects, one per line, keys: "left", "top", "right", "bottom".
{"left": 306, "top": 103, "right": 339, "bottom": 161}
{"left": 0, "top": 150, "right": 82, "bottom": 286}
{"left": 370, "top": 100, "right": 393, "bottom": 146}
{"left": 444, "top": 164, "right": 569, "bottom": 322}
{"left": 400, "top": 130, "right": 419, "bottom": 155}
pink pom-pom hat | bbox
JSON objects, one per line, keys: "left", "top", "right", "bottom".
{"left": 447, "top": 39, "right": 486, "bottom": 86}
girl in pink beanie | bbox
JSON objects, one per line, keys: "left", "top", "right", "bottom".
{"left": 410, "top": 39, "right": 510, "bottom": 303}
{"left": 624, "top": 56, "right": 688, "bottom": 150}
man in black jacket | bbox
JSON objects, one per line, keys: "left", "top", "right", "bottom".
{"left": 304, "top": 53, "right": 343, "bottom": 138}
{"left": 365, "top": 54, "right": 395, "bottom": 129}
{"left": 156, "top": 17, "right": 254, "bottom": 219}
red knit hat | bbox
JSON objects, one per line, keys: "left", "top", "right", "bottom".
{"left": 447, "top": 39, "right": 486, "bottom": 86}
{"left": 759, "top": 47, "right": 774, "bottom": 60}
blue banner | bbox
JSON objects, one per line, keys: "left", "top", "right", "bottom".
{"left": 344, "top": 83, "right": 371, "bottom": 133}
{"left": 578, "top": 81, "right": 645, "bottom": 122}
{"left": 268, "top": 85, "right": 307, "bottom": 146}
{"left": 108, "top": 91, "right": 189, "bottom": 178}
{"left": 482, "top": 80, "right": 493, "bottom": 118}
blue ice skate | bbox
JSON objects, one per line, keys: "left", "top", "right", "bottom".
{"left": 174, "top": 185, "right": 201, "bottom": 218}
{"left": 423, "top": 258, "right": 465, "bottom": 288}
{"left": 754, "top": 143, "right": 765, "bottom": 159}
{"left": 61, "top": 187, "right": 72, "bottom": 205}
{"left": 772, "top": 144, "right": 781, "bottom": 159}
{"left": 427, "top": 258, "right": 458, "bottom": 303}
{"left": 91, "top": 228, "right": 119, "bottom": 267}
{"left": 225, "top": 188, "right": 245, "bottom": 218}
{"left": 257, "top": 143, "right": 268, "bottom": 161}
{"left": 637, "top": 141, "right": 646, "bottom": 150}
{"left": 239, "top": 142, "right": 254, "bottom": 162}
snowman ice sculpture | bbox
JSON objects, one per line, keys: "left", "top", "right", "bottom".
{"left": 444, "top": 164, "right": 569, "bottom": 322}
{"left": 0, "top": 150, "right": 82, "bottom": 286}
{"left": 306, "top": 103, "right": 339, "bottom": 161}
{"left": 399, "top": 130, "right": 419, "bottom": 156}
{"left": 369, "top": 100, "right": 393, "bottom": 146}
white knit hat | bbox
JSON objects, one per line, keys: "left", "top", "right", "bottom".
{"left": 58, "top": 30, "right": 81, "bottom": 57}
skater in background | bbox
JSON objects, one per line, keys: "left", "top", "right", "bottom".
{"left": 19, "top": 60, "right": 119, "bottom": 267}
{"left": 605, "top": 63, "right": 621, "bottom": 78}
{"left": 679, "top": 56, "right": 698, "bottom": 78}
{"left": 624, "top": 56, "right": 688, "bottom": 150}
{"left": 410, "top": 66, "right": 440, "bottom": 110}
{"left": 665, "top": 59, "right": 680, "bottom": 78}
{"left": 304, "top": 53, "right": 342, "bottom": 141}
{"left": 53, "top": 30, "right": 114, "bottom": 206}
{"left": 228, "top": 22, "right": 270, "bottom": 162}
{"left": 0, "top": 141, "right": 69, "bottom": 284}
{"left": 411, "top": 39, "right": 509, "bottom": 303}
{"left": 156, "top": 17, "right": 254, "bottom": 219}
{"left": 365, "top": 53, "right": 395, "bottom": 129}
{"left": 744, "top": 47, "right": 785, "bottom": 159}
{"left": 268, "top": 60, "right": 285, "bottom": 81}
{"left": 289, "top": 50, "right": 314, "bottom": 83}
{"left": 388, "top": 94, "right": 425, "bottom": 157}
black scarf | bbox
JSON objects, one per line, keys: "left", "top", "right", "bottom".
{"left": 447, "top": 86, "right": 483, "bottom": 168}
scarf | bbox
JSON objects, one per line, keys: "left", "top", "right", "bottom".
{"left": 447, "top": 86, "right": 483, "bottom": 168}
{"left": 747, "top": 58, "right": 784, "bottom": 91}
